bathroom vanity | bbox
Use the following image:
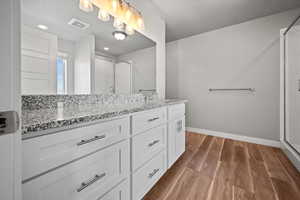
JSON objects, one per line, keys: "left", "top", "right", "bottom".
{"left": 19, "top": 0, "right": 174, "bottom": 198}
{"left": 21, "top": 96, "right": 186, "bottom": 200}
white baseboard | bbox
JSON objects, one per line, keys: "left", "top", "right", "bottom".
{"left": 186, "top": 127, "right": 281, "bottom": 148}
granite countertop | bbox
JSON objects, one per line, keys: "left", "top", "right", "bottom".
{"left": 22, "top": 99, "right": 187, "bottom": 139}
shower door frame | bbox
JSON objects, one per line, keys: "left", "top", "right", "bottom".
{"left": 280, "top": 27, "right": 300, "bottom": 170}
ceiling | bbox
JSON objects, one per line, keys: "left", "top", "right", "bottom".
{"left": 152, "top": 0, "right": 300, "bottom": 42}
{"left": 22, "top": 0, "right": 155, "bottom": 56}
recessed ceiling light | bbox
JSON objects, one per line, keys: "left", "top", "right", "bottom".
{"left": 104, "top": 47, "right": 109, "bottom": 51}
{"left": 113, "top": 31, "right": 127, "bottom": 41}
{"left": 37, "top": 24, "right": 48, "bottom": 30}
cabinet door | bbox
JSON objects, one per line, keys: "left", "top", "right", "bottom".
{"left": 168, "top": 117, "right": 186, "bottom": 168}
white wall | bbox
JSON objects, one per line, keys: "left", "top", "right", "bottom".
{"left": 94, "top": 58, "right": 115, "bottom": 94}
{"left": 58, "top": 39, "right": 75, "bottom": 94}
{"left": 166, "top": 8, "right": 300, "bottom": 141}
{"left": 118, "top": 46, "right": 156, "bottom": 93}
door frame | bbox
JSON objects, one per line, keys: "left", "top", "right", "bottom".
{"left": 0, "top": 0, "right": 22, "bottom": 199}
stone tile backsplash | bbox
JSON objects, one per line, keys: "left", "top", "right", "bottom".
{"left": 22, "top": 94, "right": 146, "bottom": 110}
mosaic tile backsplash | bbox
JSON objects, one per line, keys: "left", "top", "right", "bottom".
{"left": 22, "top": 94, "right": 147, "bottom": 110}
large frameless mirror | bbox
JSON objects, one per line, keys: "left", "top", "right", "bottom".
{"left": 21, "top": 0, "right": 156, "bottom": 95}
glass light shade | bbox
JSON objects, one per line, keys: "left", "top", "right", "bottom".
{"left": 122, "top": 2, "right": 133, "bottom": 21}
{"left": 111, "top": 0, "right": 120, "bottom": 12}
{"left": 113, "top": 31, "right": 127, "bottom": 40}
{"left": 79, "top": 0, "right": 93, "bottom": 12}
{"left": 125, "top": 25, "right": 135, "bottom": 35}
{"left": 113, "top": 17, "right": 124, "bottom": 29}
{"left": 98, "top": 8, "right": 110, "bottom": 21}
{"left": 137, "top": 14, "right": 144, "bottom": 30}
{"left": 92, "top": 0, "right": 111, "bottom": 11}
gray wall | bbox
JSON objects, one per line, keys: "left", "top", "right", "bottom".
{"left": 118, "top": 47, "right": 156, "bottom": 93}
{"left": 166, "top": 8, "right": 300, "bottom": 141}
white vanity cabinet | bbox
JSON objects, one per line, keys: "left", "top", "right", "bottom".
{"left": 22, "top": 103, "right": 186, "bottom": 200}
{"left": 167, "top": 104, "right": 186, "bottom": 168}
{"left": 130, "top": 107, "right": 168, "bottom": 200}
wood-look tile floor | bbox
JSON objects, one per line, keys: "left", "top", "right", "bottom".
{"left": 143, "top": 132, "right": 300, "bottom": 200}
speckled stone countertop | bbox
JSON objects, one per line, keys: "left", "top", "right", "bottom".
{"left": 22, "top": 99, "right": 187, "bottom": 139}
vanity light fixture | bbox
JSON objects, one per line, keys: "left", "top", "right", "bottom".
{"left": 104, "top": 47, "right": 110, "bottom": 51}
{"left": 37, "top": 24, "right": 48, "bottom": 30}
{"left": 80, "top": 0, "right": 145, "bottom": 37}
{"left": 125, "top": 25, "right": 135, "bottom": 35}
{"left": 113, "top": 31, "right": 127, "bottom": 40}
{"left": 98, "top": 8, "right": 110, "bottom": 21}
{"left": 113, "top": 17, "right": 125, "bottom": 29}
{"left": 79, "top": 0, "right": 94, "bottom": 12}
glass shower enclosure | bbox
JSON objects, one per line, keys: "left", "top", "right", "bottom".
{"left": 281, "top": 15, "right": 300, "bottom": 168}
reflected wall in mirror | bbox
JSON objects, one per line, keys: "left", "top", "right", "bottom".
{"left": 21, "top": 0, "right": 156, "bottom": 95}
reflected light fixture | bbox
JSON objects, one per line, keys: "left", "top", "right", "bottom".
{"left": 104, "top": 47, "right": 109, "bottom": 51}
{"left": 113, "top": 31, "right": 127, "bottom": 40}
{"left": 124, "top": 2, "right": 132, "bottom": 21}
{"left": 111, "top": 0, "right": 119, "bottom": 12}
{"left": 98, "top": 8, "right": 110, "bottom": 21}
{"left": 125, "top": 25, "right": 134, "bottom": 35}
{"left": 113, "top": 17, "right": 124, "bottom": 29}
{"left": 81, "top": 0, "right": 145, "bottom": 37}
{"left": 79, "top": 0, "right": 93, "bottom": 12}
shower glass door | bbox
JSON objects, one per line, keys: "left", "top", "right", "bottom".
{"left": 285, "top": 24, "right": 300, "bottom": 153}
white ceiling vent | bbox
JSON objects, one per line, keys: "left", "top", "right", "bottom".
{"left": 68, "top": 18, "right": 90, "bottom": 30}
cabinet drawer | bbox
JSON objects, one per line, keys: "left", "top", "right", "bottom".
{"left": 23, "top": 140, "right": 130, "bottom": 200}
{"left": 132, "top": 125, "right": 167, "bottom": 171}
{"left": 98, "top": 179, "right": 129, "bottom": 200}
{"left": 132, "top": 151, "right": 167, "bottom": 200}
{"left": 23, "top": 117, "right": 129, "bottom": 181}
{"left": 132, "top": 108, "right": 167, "bottom": 135}
{"left": 168, "top": 103, "right": 185, "bottom": 121}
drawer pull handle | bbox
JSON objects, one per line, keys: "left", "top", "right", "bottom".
{"left": 148, "top": 117, "right": 159, "bottom": 122}
{"left": 77, "top": 135, "right": 106, "bottom": 146}
{"left": 77, "top": 173, "right": 106, "bottom": 192}
{"left": 148, "top": 168, "right": 160, "bottom": 178}
{"left": 148, "top": 140, "right": 160, "bottom": 147}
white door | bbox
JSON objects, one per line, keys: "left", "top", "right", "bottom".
{"left": 94, "top": 58, "right": 115, "bottom": 93}
{"left": 115, "top": 62, "right": 132, "bottom": 94}
{"left": 0, "top": 0, "right": 22, "bottom": 200}
{"left": 21, "top": 26, "right": 58, "bottom": 95}
{"left": 285, "top": 26, "right": 300, "bottom": 153}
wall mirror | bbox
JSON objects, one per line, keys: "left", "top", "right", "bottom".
{"left": 21, "top": 0, "right": 156, "bottom": 95}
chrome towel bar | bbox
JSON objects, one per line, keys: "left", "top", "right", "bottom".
{"left": 139, "top": 89, "right": 156, "bottom": 92}
{"left": 209, "top": 88, "right": 255, "bottom": 92}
